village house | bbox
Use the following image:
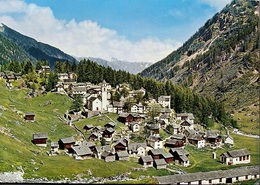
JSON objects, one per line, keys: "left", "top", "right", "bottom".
{"left": 71, "top": 145, "right": 93, "bottom": 160}
{"left": 83, "top": 124, "right": 94, "bottom": 132}
{"left": 146, "top": 123, "right": 160, "bottom": 137}
{"left": 101, "top": 150, "right": 116, "bottom": 162}
{"left": 116, "top": 150, "right": 129, "bottom": 161}
{"left": 128, "top": 142, "right": 146, "bottom": 156}
{"left": 117, "top": 113, "right": 134, "bottom": 125}
{"left": 146, "top": 135, "right": 163, "bottom": 149}
{"left": 102, "top": 127, "right": 115, "bottom": 142}
{"left": 180, "top": 120, "right": 194, "bottom": 131}
{"left": 38, "top": 65, "right": 51, "bottom": 75}
{"left": 110, "top": 101, "right": 124, "bottom": 114}
{"left": 220, "top": 148, "right": 250, "bottom": 165}
{"left": 104, "top": 122, "right": 115, "bottom": 129}
{"left": 113, "top": 138, "right": 129, "bottom": 152}
{"left": 158, "top": 95, "right": 171, "bottom": 109}
{"left": 169, "top": 148, "right": 190, "bottom": 167}
{"left": 58, "top": 136, "right": 76, "bottom": 152}
{"left": 139, "top": 155, "right": 153, "bottom": 168}
{"left": 32, "top": 132, "right": 48, "bottom": 147}
{"left": 176, "top": 113, "right": 195, "bottom": 124}
{"left": 223, "top": 135, "right": 234, "bottom": 147}
{"left": 24, "top": 112, "right": 35, "bottom": 122}
{"left": 128, "top": 122, "right": 140, "bottom": 132}
{"left": 93, "top": 145, "right": 111, "bottom": 159}
{"left": 187, "top": 133, "right": 205, "bottom": 148}
{"left": 130, "top": 103, "right": 145, "bottom": 113}
{"left": 148, "top": 148, "right": 173, "bottom": 164}
{"left": 206, "top": 129, "right": 222, "bottom": 148}
{"left": 167, "top": 123, "right": 181, "bottom": 134}
{"left": 154, "top": 158, "right": 167, "bottom": 169}
{"left": 88, "top": 132, "right": 99, "bottom": 141}
{"left": 164, "top": 138, "right": 185, "bottom": 148}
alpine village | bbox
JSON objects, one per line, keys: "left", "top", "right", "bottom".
{"left": 0, "top": 0, "right": 259, "bottom": 184}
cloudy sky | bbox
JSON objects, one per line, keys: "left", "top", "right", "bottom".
{"left": 0, "top": 0, "right": 232, "bottom": 63}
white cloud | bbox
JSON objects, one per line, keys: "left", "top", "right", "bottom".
{"left": 0, "top": 0, "right": 181, "bottom": 63}
{"left": 200, "top": 0, "right": 232, "bottom": 11}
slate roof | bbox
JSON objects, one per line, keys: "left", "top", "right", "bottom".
{"left": 170, "top": 148, "right": 189, "bottom": 156}
{"left": 177, "top": 113, "right": 195, "bottom": 120}
{"left": 72, "top": 145, "right": 92, "bottom": 156}
{"left": 154, "top": 159, "right": 167, "bottom": 166}
{"left": 140, "top": 155, "right": 153, "bottom": 163}
{"left": 116, "top": 150, "right": 129, "bottom": 158}
{"left": 128, "top": 143, "right": 146, "bottom": 152}
{"left": 156, "top": 166, "right": 259, "bottom": 184}
{"left": 51, "top": 142, "right": 59, "bottom": 148}
{"left": 222, "top": 148, "right": 250, "bottom": 158}
{"left": 171, "top": 134, "right": 186, "bottom": 140}
{"left": 101, "top": 150, "right": 114, "bottom": 158}
{"left": 33, "top": 132, "right": 48, "bottom": 139}
{"left": 60, "top": 136, "right": 75, "bottom": 144}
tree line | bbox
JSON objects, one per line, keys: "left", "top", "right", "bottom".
{"left": 0, "top": 58, "right": 237, "bottom": 128}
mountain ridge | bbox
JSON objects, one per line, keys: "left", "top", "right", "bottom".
{"left": 139, "top": 0, "right": 260, "bottom": 109}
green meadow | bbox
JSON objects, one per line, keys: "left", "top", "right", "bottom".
{"left": 0, "top": 79, "right": 259, "bottom": 183}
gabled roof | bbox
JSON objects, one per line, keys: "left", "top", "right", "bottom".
{"left": 170, "top": 148, "right": 189, "bottom": 156}
{"left": 101, "top": 150, "right": 114, "bottom": 158}
{"left": 60, "top": 136, "right": 75, "bottom": 144}
{"left": 171, "top": 134, "right": 186, "bottom": 140}
{"left": 33, "top": 132, "right": 48, "bottom": 139}
{"left": 105, "top": 122, "right": 116, "bottom": 127}
{"left": 128, "top": 143, "right": 146, "bottom": 152}
{"left": 116, "top": 150, "right": 129, "bottom": 158}
{"left": 177, "top": 113, "right": 195, "bottom": 120}
{"left": 72, "top": 145, "right": 92, "bottom": 156}
{"left": 146, "top": 135, "right": 162, "bottom": 142}
{"left": 149, "top": 148, "right": 165, "bottom": 155}
{"left": 25, "top": 112, "right": 35, "bottom": 116}
{"left": 140, "top": 155, "right": 153, "bottom": 163}
{"left": 154, "top": 159, "right": 167, "bottom": 166}
{"left": 222, "top": 148, "right": 250, "bottom": 158}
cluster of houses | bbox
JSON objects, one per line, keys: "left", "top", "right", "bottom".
{"left": 31, "top": 108, "right": 251, "bottom": 170}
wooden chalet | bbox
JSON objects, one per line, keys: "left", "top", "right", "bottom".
{"left": 139, "top": 155, "right": 153, "bottom": 168}
{"left": 128, "top": 142, "right": 146, "bottom": 156}
{"left": 101, "top": 150, "right": 116, "bottom": 162}
{"left": 32, "top": 132, "right": 48, "bottom": 147}
{"left": 146, "top": 135, "right": 163, "bottom": 149}
{"left": 116, "top": 150, "right": 129, "bottom": 161}
{"left": 83, "top": 124, "right": 94, "bottom": 132}
{"left": 58, "top": 136, "right": 76, "bottom": 152}
{"left": 117, "top": 113, "right": 134, "bottom": 124}
{"left": 148, "top": 148, "right": 173, "bottom": 164}
{"left": 71, "top": 145, "right": 93, "bottom": 160}
{"left": 154, "top": 159, "right": 167, "bottom": 169}
{"left": 114, "top": 138, "right": 129, "bottom": 152}
{"left": 88, "top": 132, "right": 99, "bottom": 141}
{"left": 169, "top": 148, "right": 190, "bottom": 167}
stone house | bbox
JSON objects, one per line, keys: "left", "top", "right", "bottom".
{"left": 220, "top": 148, "right": 250, "bottom": 165}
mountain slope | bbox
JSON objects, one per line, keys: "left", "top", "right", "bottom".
{"left": 140, "top": 0, "right": 259, "bottom": 109}
{"left": 0, "top": 32, "right": 35, "bottom": 65}
{"left": 79, "top": 57, "right": 151, "bottom": 74}
{"left": 0, "top": 24, "right": 77, "bottom": 68}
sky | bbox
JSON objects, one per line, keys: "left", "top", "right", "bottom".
{"left": 0, "top": 0, "right": 232, "bottom": 63}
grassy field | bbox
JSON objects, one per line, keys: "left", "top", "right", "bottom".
{"left": 0, "top": 78, "right": 259, "bottom": 183}
{"left": 232, "top": 104, "right": 259, "bottom": 135}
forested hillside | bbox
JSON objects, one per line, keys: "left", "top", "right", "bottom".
{"left": 139, "top": 0, "right": 259, "bottom": 110}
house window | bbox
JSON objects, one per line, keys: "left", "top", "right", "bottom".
{"left": 209, "top": 180, "right": 212, "bottom": 183}
{"left": 236, "top": 177, "right": 239, "bottom": 181}
{"left": 246, "top": 175, "right": 248, "bottom": 179}
{"left": 219, "top": 178, "right": 222, "bottom": 182}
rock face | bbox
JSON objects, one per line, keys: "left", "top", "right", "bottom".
{"left": 0, "top": 172, "right": 24, "bottom": 182}
{"left": 139, "top": 0, "right": 259, "bottom": 109}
